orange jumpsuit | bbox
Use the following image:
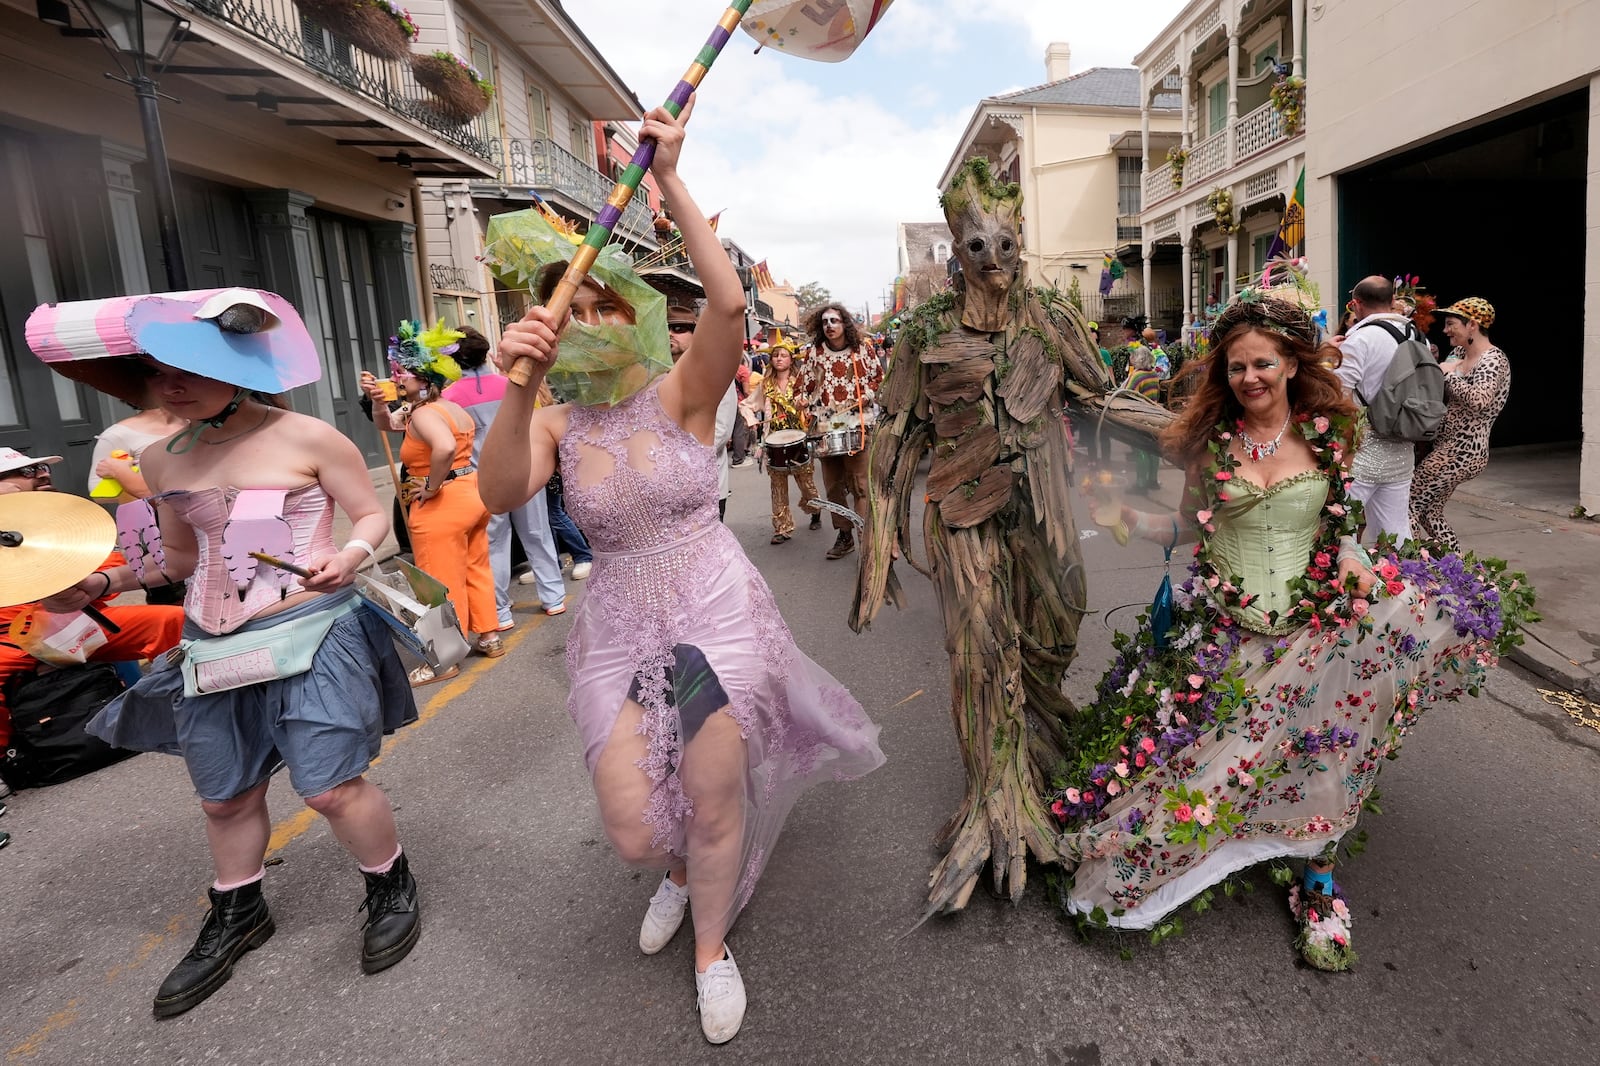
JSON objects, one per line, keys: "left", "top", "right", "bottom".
{"left": 0, "top": 553, "right": 184, "bottom": 748}
{"left": 400, "top": 403, "right": 496, "bottom": 637}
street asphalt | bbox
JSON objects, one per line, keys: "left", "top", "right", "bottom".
{"left": 3, "top": 448, "right": 1598, "bottom": 1066}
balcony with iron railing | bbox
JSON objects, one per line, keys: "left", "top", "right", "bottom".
{"left": 484, "top": 136, "right": 658, "bottom": 243}
{"left": 1142, "top": 100, "right": 1299, "bottom": 208}
{"left": 178, "top": 0, "right": 495, "bottom": 164}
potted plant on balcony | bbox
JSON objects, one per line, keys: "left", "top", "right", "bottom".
{"left": 294, "top": 0, "right": 419, "bottom": 62}
{"left": 1270, "top": 69, "right": 1306, "bottom": 135}
{"left": 411, "top": 51, "right": 495, "bottom": 124}
{"left": 1166, "top": 145, "right": 1189, "bottom": 190}
{"left": 1204, "top": 187, "right": 1238, "bottom": 235}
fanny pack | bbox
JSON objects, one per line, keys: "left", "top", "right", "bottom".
{"left": 177, "top": 597, "right": 358, "bottom": 697}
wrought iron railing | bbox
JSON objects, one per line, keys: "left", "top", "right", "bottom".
{"left": 488, "top": 137, "right": 657, "bottom": 241}
{"left": 177, "top": 0, "right": 495, "bottom": 163}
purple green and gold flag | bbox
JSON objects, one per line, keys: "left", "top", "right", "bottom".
{"left": 1263, "top": 166, "right": 1306, "bottom": 267}
{"left": 741, "top": 0, "right": 896, "bottom": 61}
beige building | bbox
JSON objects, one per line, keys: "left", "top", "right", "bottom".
{"left": 415, "top": 0, "right": 655, "bottom": 340}
{"left": 940, "top": 44, "right": 1183, "bottom": 331}
{"left": 1300, "top": 0, "right": 1597, "bottom": 510}
{"left": 896, "top": 221, "right": 954, "bottom": 308}
{"left": 1135, "top": 0, "right": 1307, "bottom": 336}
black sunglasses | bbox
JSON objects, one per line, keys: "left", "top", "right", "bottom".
{"left": 667, "top": 322, "right": 697, "bottom": 335}
{"left": 5, "top": 464, "right": 49, "bottom": 478}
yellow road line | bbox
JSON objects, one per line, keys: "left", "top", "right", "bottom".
{"left": 7, "top": 617, "right": 544, "bottom": 1062}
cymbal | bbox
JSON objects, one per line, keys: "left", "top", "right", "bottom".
{"left": 0, "top": 492, "right": 117, "bottom": 608}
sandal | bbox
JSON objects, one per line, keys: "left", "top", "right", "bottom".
{"left": 408, "top": 663, "right": 461, "bottom": 688}
{"left": 475, "top": 634, "right": 507, "bottom": 658}
{"left": 770, "top": 533, "right": 791, "bottom": 544}
{"left": 1288, "top": 869, "right": 1357, "bottom": 972}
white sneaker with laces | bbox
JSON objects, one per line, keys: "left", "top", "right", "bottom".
{"left": 570, "top": 561, "right": 593, "bottom": 581}
{"left": 638, "top": 874, "right": 689, "bottom": 955}
{"left": 695, "top": 947, "right": 746, "bottom": 1044}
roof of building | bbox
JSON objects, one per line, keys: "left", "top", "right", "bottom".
{"left": 995, "top": 67, "right": 1179, "bottom": 111}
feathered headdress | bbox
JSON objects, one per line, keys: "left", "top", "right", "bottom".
{"left": 1392, "top": 274, "right": 1437, "bottom": 334}
{"left": 388, "top": 320, "right": 464, "bottom": 388}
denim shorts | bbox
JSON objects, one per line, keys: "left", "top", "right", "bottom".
{"left": 88, "top": 591, "right": 418, "bottom": 802}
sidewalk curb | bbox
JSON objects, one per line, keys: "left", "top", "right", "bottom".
{"left": 1506, "top": 645, "right": 1600, "bottom": 703}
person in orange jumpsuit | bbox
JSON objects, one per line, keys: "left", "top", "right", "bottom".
{"left": 361, "top": 323, "right": 498, "bottom": 685}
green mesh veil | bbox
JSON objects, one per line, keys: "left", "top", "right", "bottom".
{"left": 483, "top": 208, "right": 672, "bottom": 406}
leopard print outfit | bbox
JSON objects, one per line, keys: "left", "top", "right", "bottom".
{"left": 1408, "top": 346, "right": 1510, "bottom": 551}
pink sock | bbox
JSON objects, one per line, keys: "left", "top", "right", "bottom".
{"left": 213, "top": 868, "right": 264, "bottom": 893}
{"left": 358, "top": 844, "right": 403, "bottom": 875}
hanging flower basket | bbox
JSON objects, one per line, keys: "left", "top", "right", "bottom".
{"left": 294, "top": 0, "right": 418, "bottom": 62}
{"left": 411, "top": 51, "right": 495, "bottom": 124}
{"left": 1166, "top": 145, "right": 1189, "bottom": 190}
{"left": 1270, "top": 73, "right": 1306, "bottom": 135}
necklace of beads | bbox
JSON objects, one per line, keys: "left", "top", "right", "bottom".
{"left": 1238, "top": 411, "right": 1291, "bottom": 462}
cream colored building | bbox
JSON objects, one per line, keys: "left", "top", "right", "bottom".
{"left": 415, "top": 0, "right": 652, "bottom": 340}
{"left": 940, "top": 44, "right": 1184, "bottom": 330}
{"left": 1300, "top": 0, "right": 1597, "bottom": 510}
{"left": 1135, "top": 0, "right": 1307, "bottom": 335}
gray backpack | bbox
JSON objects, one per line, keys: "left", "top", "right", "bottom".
{"left": 1353, "top": 319, "right": 1447, "bottom": 442}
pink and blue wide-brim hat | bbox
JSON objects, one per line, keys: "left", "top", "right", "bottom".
{"left": 24, "top": 288, "right": 321, "bottom": 405}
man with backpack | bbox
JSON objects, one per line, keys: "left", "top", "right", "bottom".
{"left": 1334, "top": 276, "right": 1447, "bottom": 543}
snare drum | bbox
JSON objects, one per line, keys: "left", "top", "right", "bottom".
{"left": 763, "top": 428, "right": 813, "bottom": 470}
{"left": 817, "top": 426, "right": 864, "bottom": 457}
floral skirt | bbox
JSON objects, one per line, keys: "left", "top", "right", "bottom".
{"left": 1060, "top": 577, "right": 1497, "bottom": 929}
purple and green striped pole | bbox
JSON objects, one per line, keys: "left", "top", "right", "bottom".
{"left": 509, "top": 0, "right": 754, "bottom": 385}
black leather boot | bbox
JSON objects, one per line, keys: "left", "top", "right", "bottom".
{"left": 153, "top": 880, "right": 274, "bottom": 1018}
{"left": 360, "top": 852, "right": 420, "bottom": 974}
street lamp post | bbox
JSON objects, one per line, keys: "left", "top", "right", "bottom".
{"left": 63, "top": 0, "right": 191, "bottom": 290}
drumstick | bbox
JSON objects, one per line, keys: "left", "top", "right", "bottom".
{"left": 249, "top": 551, "right": 316, "bottom": 579}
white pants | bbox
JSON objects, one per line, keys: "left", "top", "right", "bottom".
{"left": 490, "top": 489, "right": 565, "bottom": 624}
{"left": 1349, "top": 479, "right": 1411, "bottom": 545}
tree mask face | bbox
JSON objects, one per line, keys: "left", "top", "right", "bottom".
{"left": 942, "top": 160, "right": 1023, "bottom": 333}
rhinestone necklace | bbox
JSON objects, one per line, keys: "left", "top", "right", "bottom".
{"left": 1238, "top": 412, "right": 1291, "bottom": 462}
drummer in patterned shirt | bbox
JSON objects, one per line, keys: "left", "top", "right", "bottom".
{"left": 800, "top": 304, "right": 883, "bottom": 560}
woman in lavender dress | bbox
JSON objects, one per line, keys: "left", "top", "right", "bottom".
{"left": 479, "top": 99, "right": 883, "bottom": 1044}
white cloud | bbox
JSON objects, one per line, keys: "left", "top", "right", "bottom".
{"left": 565, "top": 1, "right": 1186, "bottom": 317}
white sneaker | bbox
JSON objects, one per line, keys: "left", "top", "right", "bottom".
{"left": 517, "top": 570, "right": 536, "bottom": 585}
{"left": 638, "top": 874, "right": 689, "bottom": 955}
{"left": 570, "top": 561, "right": 592, "bottom": 581}
{"left": 695, "top": 947, "right": 746, "bottom": 1044}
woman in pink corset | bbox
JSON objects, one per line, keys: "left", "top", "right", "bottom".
{"left": 32, "top": 289, "right": 419, "bottom": 1019}
{"left": 479, "top": 100, "right": 883, "bottom": 1045}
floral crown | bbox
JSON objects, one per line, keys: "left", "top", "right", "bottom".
{"left": 388, "top": 320, "right": 464, "bottom": 387}
{"left": 1210, "top": 291, "right": 1319, "bottom": 350}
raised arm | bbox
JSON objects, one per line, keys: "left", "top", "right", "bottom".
{"left": 648, "top": 97, "right": 745, "bottom": 427}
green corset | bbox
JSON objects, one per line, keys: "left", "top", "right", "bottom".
{"left": 1206, "top": 469, "right": 1331, "bottom": 634}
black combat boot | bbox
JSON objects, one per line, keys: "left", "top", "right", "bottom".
{"left": 359, "top": 852, "right": 420, "bottom": 974}
{"left": 153, "top": 880, "right": 274, "bottom": 1018}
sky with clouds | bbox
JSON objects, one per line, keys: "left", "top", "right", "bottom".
{"left": 566, "top": 0, "right": 1189, "bottom": 319}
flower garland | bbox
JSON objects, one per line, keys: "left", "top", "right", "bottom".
{"left": 1269, "top": 71, "right": 1306, "bottom": 135}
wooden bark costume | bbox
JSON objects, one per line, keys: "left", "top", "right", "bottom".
{"left": 850, "top": 159, "right": 1170, "bottom": 915}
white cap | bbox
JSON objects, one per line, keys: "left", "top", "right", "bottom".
{"left": 0, "top": 446, "right": 63, "bottom": 475}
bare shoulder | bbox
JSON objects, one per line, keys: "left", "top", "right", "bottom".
{"left": 530, "top": 401, "right": 571, "bottom": 443}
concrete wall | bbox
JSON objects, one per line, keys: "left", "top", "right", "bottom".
{"left": 1303, "top": 0, "right": 1599, "bottom": 509}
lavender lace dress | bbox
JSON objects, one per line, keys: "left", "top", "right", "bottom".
{"left": 559, "top": 380, "right": 884, "bottom": 934}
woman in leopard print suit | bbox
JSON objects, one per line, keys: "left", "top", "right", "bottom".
{"left": 1409, "top": 297, "right": 1510, "bottom": 551}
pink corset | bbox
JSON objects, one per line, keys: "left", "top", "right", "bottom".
{"left": 162, "top": 485, "right": 336, "bottom": 635}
